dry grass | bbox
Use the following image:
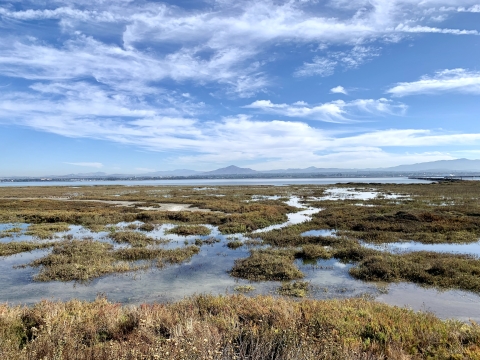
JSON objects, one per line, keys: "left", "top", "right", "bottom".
{"left": 165, "top": 225, "right": 211, "bottom": 236}
{"left": 0, "top": 295, "right": 479, "bottom": 359}
{"left": 25, "top": 239, "right": 200, "bottom": 282}
{"left": 230, "top": 249, "right": 304, "bottom": 281}
{"left": 0, "top": 241, "right": 56, "bottom": 257}
{"left": 278, "top": 281, "right": 310, "bottom": 297}
{"left": 108, "top": 231, "right": 162, "bottom": 247}
{"left": 25, "top": 223, "right": 70, "bottom": 239}
{"left": 28, "top": 240, "right": 142, "bottom": 282}
{"left": 350, "top": 251, "right": 480, "bottom": 292}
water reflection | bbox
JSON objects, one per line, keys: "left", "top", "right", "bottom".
{"left": 362, "top": 241, "right": 480, "bottom": 257}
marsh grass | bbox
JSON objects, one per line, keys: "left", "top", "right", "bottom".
{"left": 28, "top": 240, "right": 140, "bottom": 282}
{"left": 230, "top": 249, "right": 304, "bottom": 281}
{"left": 278, "top": 281, "right": 309, "bottom": 297}
{"left": 0, "top": 241, "right": 56, "bottom": 257}
{"left": 226, "top": 240, "right": 243, "bottom": 249}
{"left": 234, "top": 285, "right": 255, "bottom": 293}
{"left": 24, "top": 238, "right": 200, "bottom": 282}
{"left": 0, "top": 295, "right": 479, "bottom": 359}
{"left": 139, "top": 222, "right": 155, "bottom": 231}
{"left": 165, "top": 225, "right": 211, "bottom": 236}
{"left": 108, "top": 231, "right": 162, "bottom": 247}
{"left": 350, "top": 251, "right": 480, "bottom": 292}
{"left": 25, "top": 223, "right": 70, "bottom": 239}
{"left": 0, "top": 226, "right": 22, "bottom": 238}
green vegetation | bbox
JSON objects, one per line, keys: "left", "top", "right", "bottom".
{"left": 0, "top": 226, "right": 22, "bottom": 238}
{"left": 166, "top": 224, "right": 211, "bottom": 236}
{"left": 350, "top": 251, "right": 480, "bottom": 293}
{"left": 278, "top": 281, "right": 309, "bottom": 297}
{"left": 230, "top": 249, "right": 304, "bottom": 281}
{"left": 0, "top": 241, "right": 56, "bottom": 257}
{"left": 24, "top": 238, "right": 200, "bottom": 282}
{"left": 28, "top": 240, "right": 141, "bottom": 282}
{"left": 234, "top": 285, "right": 255, "bottom": 293}
{"left": 0, "top": 295, "right": 479, "bottom": 359}
{"left": 108, "top": 231, "right": 162, "bottom": 247}
{"left": 226, "top": 240, "right": 243, "bottom": 249}
{"left": 25, "top": 223, "right": 70, "bottom": 239}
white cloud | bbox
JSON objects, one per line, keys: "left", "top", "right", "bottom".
{"left": 65, "top": 162, "right": 104, "bottom": 168}
{"left": 244, "top": 98, "right": 407, "bottom": 122}
{"left": 295, "top": 57, "right": 337, "bottom": 77}
{"left": 295, "top": 46, "right": 380, "bottom": 77}
{"left": 387, "top": 69, "right": 480, "bottom": 97}
{"left": 0, "top": 82, "right": 478, "bottom": 169}
{"left": 330, "top": 86, "right": 348, "bottom": 94}
{"left": 0, "top": 0, "right": 477, "bottom": 95}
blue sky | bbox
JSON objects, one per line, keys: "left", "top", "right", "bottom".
{"left": 1, "top": 0, "right": 480, "bottom": 176}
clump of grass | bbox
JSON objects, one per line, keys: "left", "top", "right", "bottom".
{"left": 0, "top": 295, "right": 479, "bottom": 359}
{"left": 114, "top": 245, "right": 200, "bottom": 266}
{"left": 0, "top": 226, "right": 22, "bottom": 238}
{"left": 159, "top": 245, "right": 200, "bottom": 265}
{"left": 84, "top": 224, "right": 107, "bottom": 232}
{"left": 108, "top": 231, "right": 158, "bottom": 247}
{"left": 194, "top": 237, "right": 220, "bottom": 246}
{"left": 166, "top": 225, "right": 211, "bottom": 236}
{"left": 28, "top": 240, "right": 141, "bottom": 282}
{"left": 278, "top": 281, "right": 309, "bottom": 297}
{"left": 227, "top": 240, "right": 243, "bottom": 249}
{"left": 0, "top": 241, "right": 56, "bottom": 257}
{"left": 297, "top": 244, "right": 332, "bottom": 260}
{"left": 234, "top": 285, "right": 255, "bottom": 293}
{"left": 230, "top": 249, "right": 304, "bottom": 281}
{"left": 350, "top": 251, "right": 480, "bottom": 293}
{"left": 25, "top": 223, "right": 70, "bottom": 239}
{"left": 125, "top": 223, "right": 138, "bottom": 230}
{"left": 139, "top": 222, "right": 155, "bottom": 231}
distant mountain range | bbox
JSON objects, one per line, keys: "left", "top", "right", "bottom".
{"left": 3, "top": 159, "right": 480, "bottom": 179}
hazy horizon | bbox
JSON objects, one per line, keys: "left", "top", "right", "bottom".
{"left": 1, "top": 1, "right": 480, "bottom": 176}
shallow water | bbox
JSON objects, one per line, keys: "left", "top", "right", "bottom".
{"left": 362, "top": 240, "right": 480, "bottom": 257}
{"left": 309, "top": 188, "right": 410, "bottom": 201}
{"left": 301, "top": 229, "right": 336, "bottom": 237}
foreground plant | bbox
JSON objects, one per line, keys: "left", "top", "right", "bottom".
{"left": 0, "top": 295, "right": 479, "bottom": 359}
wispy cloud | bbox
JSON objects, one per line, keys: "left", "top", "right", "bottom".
{"left": 244, "top": 98, "right": 407, "bottom": 122}
{"left": 0, "top": 0, "right": 477, "bottom": 96}
{"left": 387, "top": 69, "right": 480, "bottom": 97}
{"left": 65, "top": 162, "right": 104, "bottom": 168}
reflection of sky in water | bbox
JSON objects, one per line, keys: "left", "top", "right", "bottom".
{"left": 362, "top": 241, "right": 480, "bottom": 257}
{"left": 310, "top": 188, "right": 410, "bottom": 201}
{"left": 301, "top": 229, "right": 336, "bottom": 237}
{"left": 1, "top": 194, "right": 480, "bottom": 321}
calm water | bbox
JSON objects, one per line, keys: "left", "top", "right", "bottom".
{"left": 0, "top": 177, "right": 431, "bottom": 187}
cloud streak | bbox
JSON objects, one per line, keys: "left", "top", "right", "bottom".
{"left": 387, "top": 69, "right": 480, "bottom": 97}
{"left": 244, "top": 98, "right": 407, "bottom": 122}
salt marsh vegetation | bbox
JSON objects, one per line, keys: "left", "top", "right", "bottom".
{"left": 1, "top": 182, "right": 480, "bottom": 324}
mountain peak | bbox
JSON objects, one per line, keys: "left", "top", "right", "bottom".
{"left": 203, "top": 165, "right": 257, "bottom": 175}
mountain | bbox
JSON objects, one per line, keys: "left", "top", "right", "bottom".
{"left": 384, "top": 158, "right": 480, "bottom": 172}
{"left": 202, "top": 165, "right": 258, "bottom": 175}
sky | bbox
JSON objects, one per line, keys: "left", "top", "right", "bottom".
{"left": 0, "top": 0, "right": 480, "bottom": 176}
